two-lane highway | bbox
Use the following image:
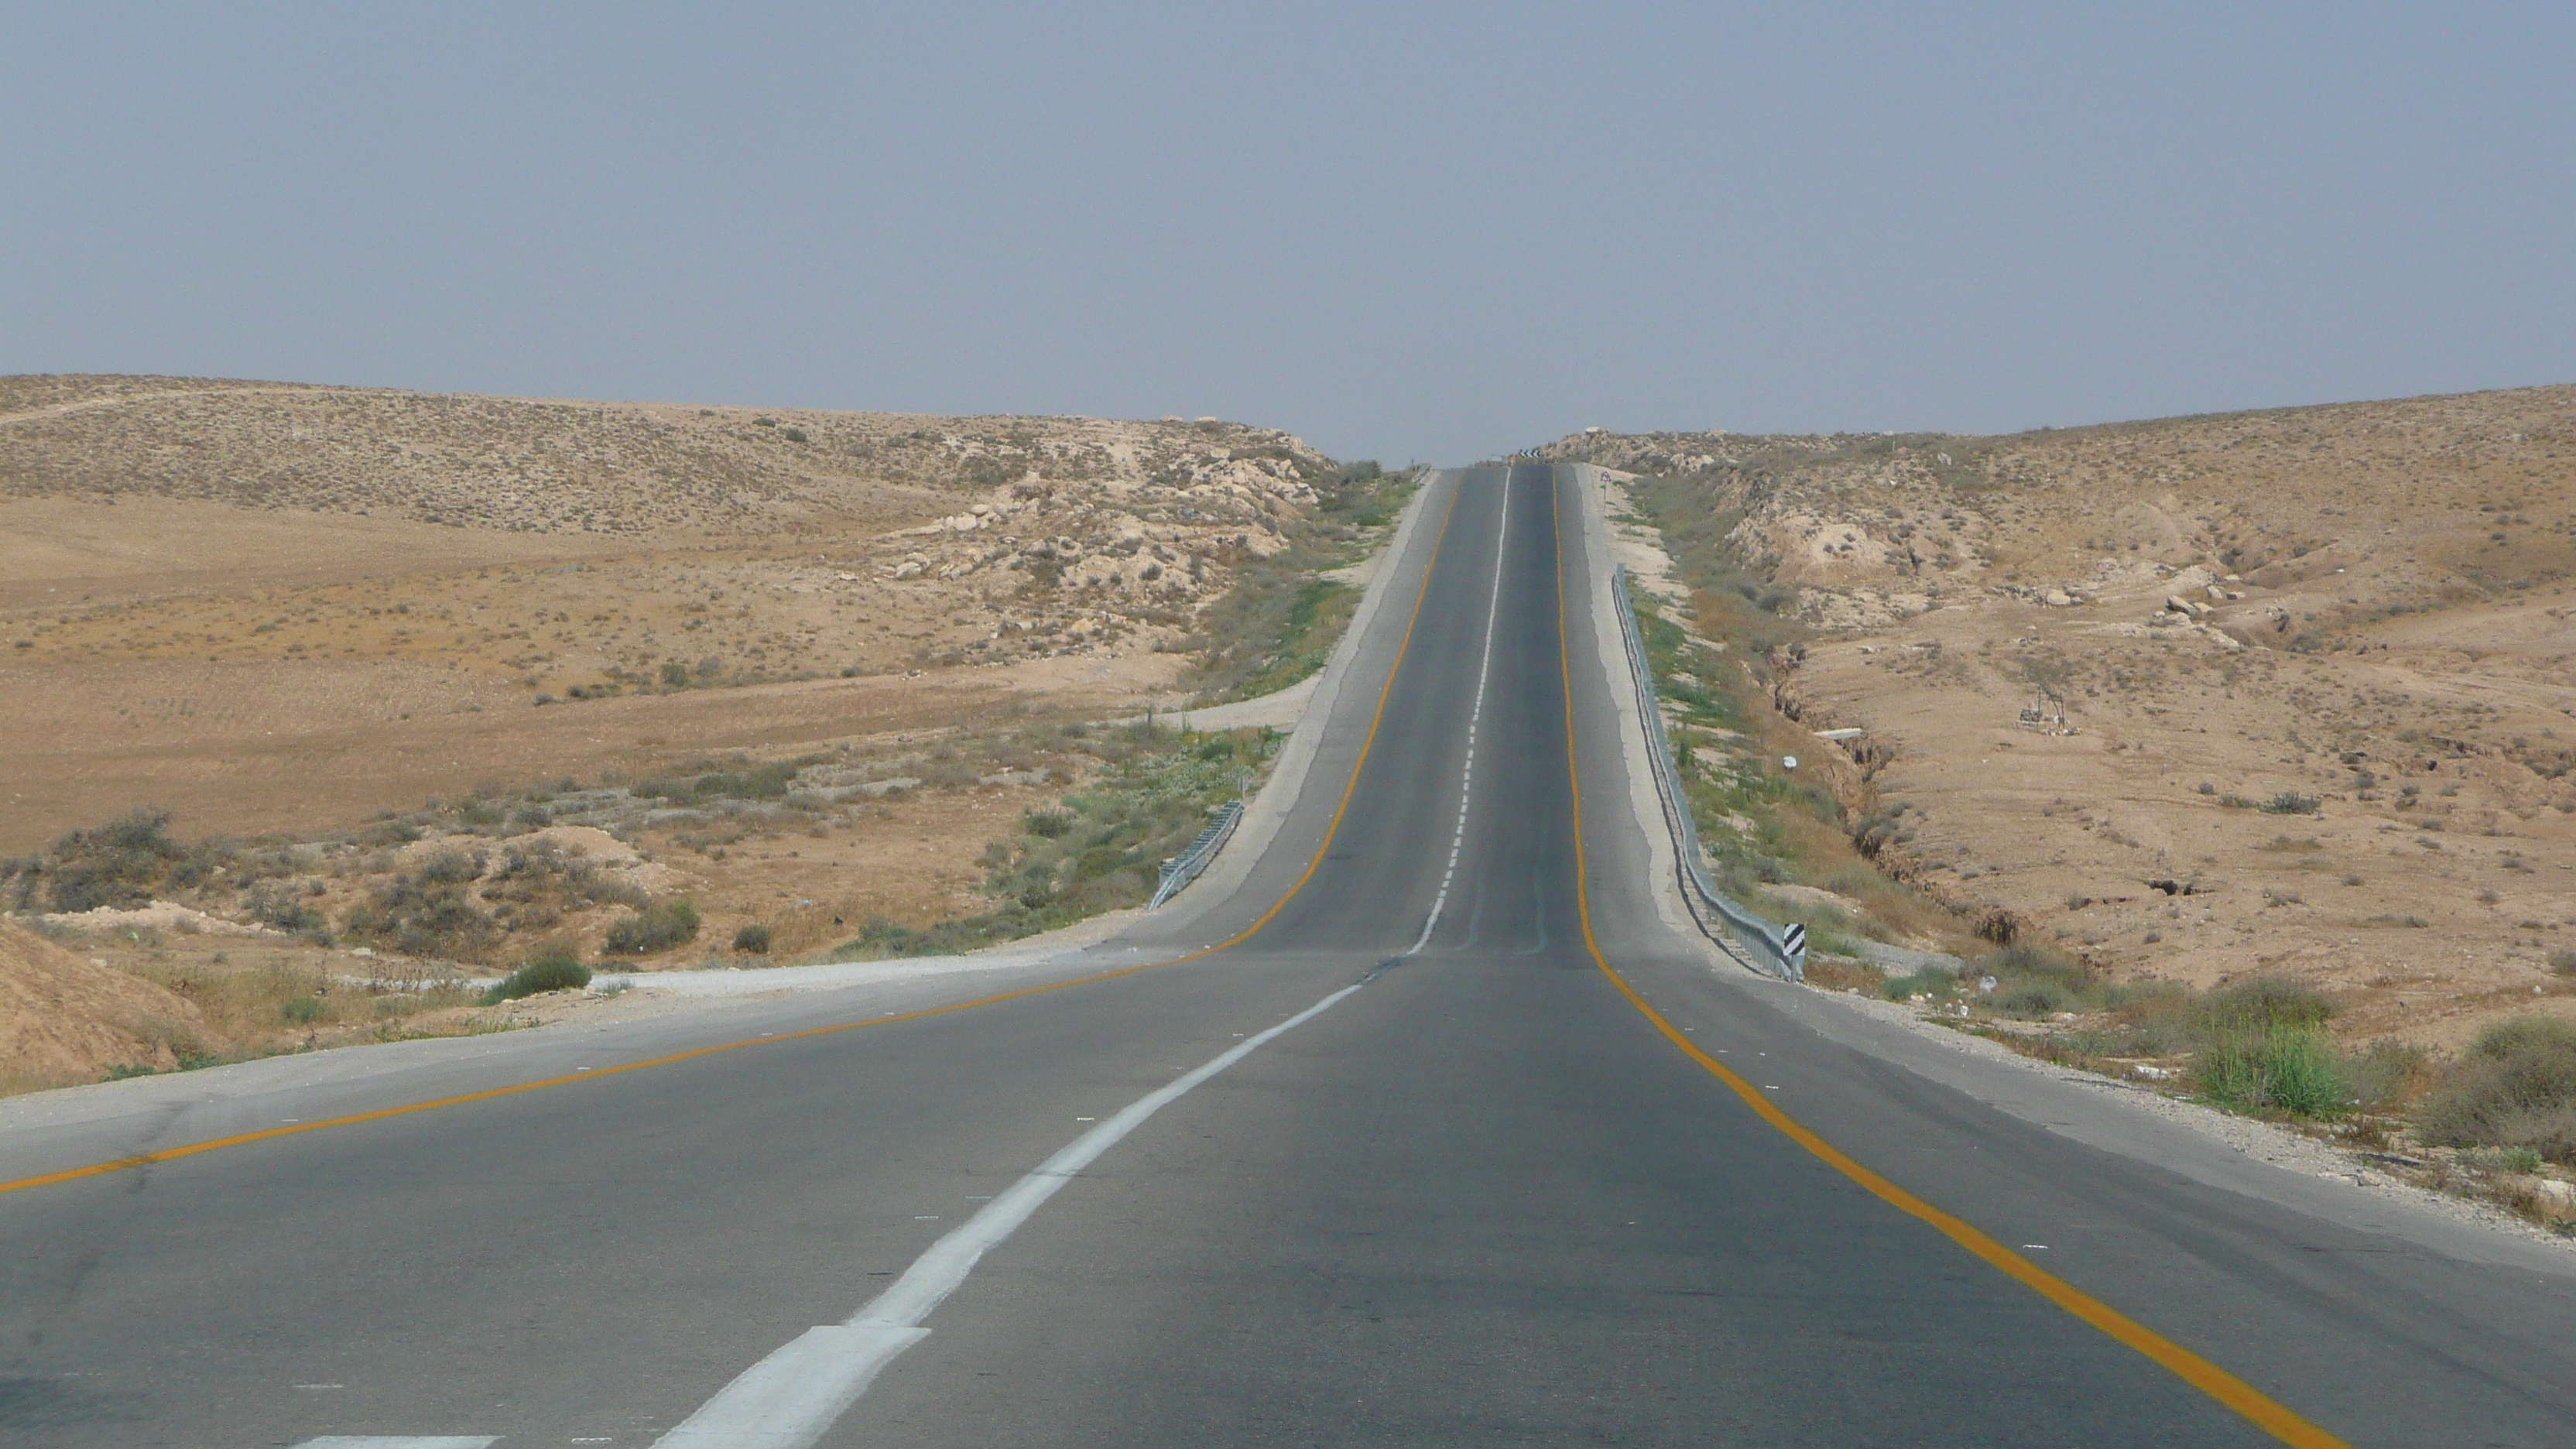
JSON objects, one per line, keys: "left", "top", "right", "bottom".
{"left": 4, "top": 467, "right": 2574, "bottom": 1447}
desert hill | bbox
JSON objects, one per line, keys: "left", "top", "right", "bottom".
{"left": 1543, "top": 385, "right": 2576, "bottom": 1046}
{"left": 0, "top": 375, "right": 1358, "bottom": 850}
{"left": 0, "top": 373, "right": 1320, "bottom": 538}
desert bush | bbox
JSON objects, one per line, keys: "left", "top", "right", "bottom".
{"left": 636, "top": 760, "right": 803, "bottom": 805}
{"left": 2549, "top": 948, "right": 2576, "bottom": 976}
{"left": 2206, "top": 977, "right": 2338, "bottom": 1031}
{"left": 2417, "top": 1016, "right": 2576, "bottom": 1164}
{"left": 341, "top": 851, "right": 500, "bottom": 961}
{"left": 481, "top": 844, "right": 647, "bottom": 931}
{"left": 731, "top": 923, "right": 772, "bottom": 954}
{"left": 9, "top": 808, "right": 211, "bottom": 913}
{"left": 279, "top": 995, "right": 327, "bottom": 1025}
{"left": 2259, "top": 792, "right": 2322, "bottom": 816}
{"left": 1881, "top": 966, "right": 1957, "bottom": 1002}
{"left": 2341, "top": 1040, "right": 2437, "bottom": 1113}
{"left": 247, "top": 886, "right": 328, "bottom": 937}
{"left": 603, "top": 899, "right": 700, "bottom": 954}
{"left": 1982, "top": 942, "right": 2095, "bottom": 1018}
{"left": 482, "top": 951, "right": 592, "bottom": 1003}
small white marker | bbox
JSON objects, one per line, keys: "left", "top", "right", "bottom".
{"left": 1075, "top": 1116, "right": 1094, "bottom": 1122}
{"left": 2023, "top": 1244, "right": 2050, "bottom": 1250}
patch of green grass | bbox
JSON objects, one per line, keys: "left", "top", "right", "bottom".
{"left": 602, "top": 899, "right": 699, "bottom": 955}
{"left": 2200, "top": 1024, "right": 2345, "bottom": 1117}
{"left": 482, "top": 951, "right": 592, "bottom": 1003}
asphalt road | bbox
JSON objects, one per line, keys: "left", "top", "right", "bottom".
{"left": 5, "top": 466, "right": 2575, "bottom": 1447}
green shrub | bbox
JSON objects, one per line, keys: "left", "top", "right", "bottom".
{"left": 2259, "top": 792, "right": 2321, "bottom": 816}
{"left": 1996, "top": 979, "right": 2082, "bottom": 1016}
{"left": 1982, "top": 943, "right": 2095, "bottom": 1018}
{"left": 341, "top": 851, "right": 500, "bottom": 961}
{"left": 731, "top": 923, "right": 772, "bottom": 954}
{"left": 248, "top": 887, "right": 327, "bottom": 935}
{"left": 2417, "top": 1016, "right": 2576, "bottom": 1164}
{"left": 2549, "top": 948, "right": 2576, "bottom": 976}
{"left": 14, "top": 808, "right": 205, "bottom": 913}
{"left": 635, "top": 762, "right": 800, "bottom": 805}
{"left": 2200, "top": 1024, "right": 2345, "bottom": 1117}
{"left": 1023, "top": 809, "right": 1071, "bottom": 838}
{"left": 279, "top": 995, "right": 327, "bottom": 1025}
{"left": 482, "top": 951, "right": 592, "bottom": 1003}
{"left": 1882, "top": 966, "right": 1955, "bottom": 1002}
{"left": 2205, "top": 977, "right": 2337, "bottom": 1032}
{"left": 603, "top": 899, "right": 700, "bottom": 954}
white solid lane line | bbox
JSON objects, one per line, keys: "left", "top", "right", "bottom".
{"left": 296, "top": 1438, "right": 497, "bottom": 1448}
{"left": 650, "top": 982, "right": 1368, "bottom": 1449}
{"left": 1408, "top": 464, "right": 1512, "bottom": 956}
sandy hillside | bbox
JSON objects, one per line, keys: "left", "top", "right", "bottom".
{"left": 2, "top": 375, "right": 1349, "bottom": 851}
{"left": 1543, "top": 386, "right": 2576, "bottom": 1048}
{"left": 0, "top": 916, "right": 207, "bottom": 1089}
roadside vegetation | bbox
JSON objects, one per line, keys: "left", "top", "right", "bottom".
{"left": 1180, "top": 463, "right": 1419, "bottom": 703}
{"left": 836, "top": 724, "right": 1278, "bottom": 957}
{"left": 1608, "top": 481, "right": 2576, "bottom": 1236}
{"left": 1626, "top": 577, "right": 1958, "bottom": 957}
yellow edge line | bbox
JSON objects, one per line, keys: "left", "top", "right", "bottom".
{"left": 1545, "top": 474, "right": 2352, "bottom": 1449}
{"left": 0, "top": 480, "right": 1471, "bottom": 1203}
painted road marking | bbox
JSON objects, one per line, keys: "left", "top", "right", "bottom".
{"left": 650, "top": 982, "right": 1366, "bottom": 1449}
{"left": 646, "top": 482, "right": 1482, "bottom": 1447}
{"left": 1546, "top": 474, "right": 2352, "bottom": 1449}
{"left": 295, "top": 1438, "right": 497, "bottom": 1447}
{"left": 1410, "top": 464, "right": 1513, "bottom": 956}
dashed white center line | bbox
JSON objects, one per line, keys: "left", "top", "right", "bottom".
{"left": 648, "top": 981, "right": 1368, "bottom": 1448}
{"left": 1409, "top": 467, "right": 1513, "bottom": 957}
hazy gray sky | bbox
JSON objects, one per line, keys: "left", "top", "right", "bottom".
{"left": 5, "top": 4, "right": 2571, "bottom": 464}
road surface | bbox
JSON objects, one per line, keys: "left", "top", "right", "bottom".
{"left": 3, "top": 466, "right": 2573, "bottom": 1447}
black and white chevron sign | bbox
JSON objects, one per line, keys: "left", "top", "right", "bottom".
{"left": 1781, "top": 923, "right": 1807, "bottom": 958}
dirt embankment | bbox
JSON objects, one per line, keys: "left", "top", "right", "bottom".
{"left": 0, "top": 917, "right": 206, "bottom": 1090}
{"left": 1544, "top": 385, "right": 2576, "bottom": 1050}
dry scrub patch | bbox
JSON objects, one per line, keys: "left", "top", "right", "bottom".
{"left": 1548, "top": 387, "right": 2576, "bottom": 1053}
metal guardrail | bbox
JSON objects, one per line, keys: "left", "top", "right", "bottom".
{"left": 1608, "top": 565, "right": 1806, "bottom": 981}
{"left": 1147, "top": 800, "right": 1245, "bottom": 912}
